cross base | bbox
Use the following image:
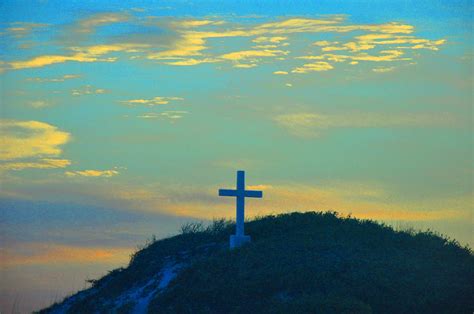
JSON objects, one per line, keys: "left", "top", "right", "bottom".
{"left": 230, "top": 235, "right": 251, "bottom": 249}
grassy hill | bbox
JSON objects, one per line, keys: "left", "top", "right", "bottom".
{"left": 41, "top": 212, "right": 474, "bottom": 314}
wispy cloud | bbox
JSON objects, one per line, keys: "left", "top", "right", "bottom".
{"left": 136, "top": 111, "right": 188, "bottom": 120}
{"left": 296, "top": 49, "right": 409, "bottom": 64}
{"left": 2, "top": 243, "right": 131, "bottom": 267}
{"left": 144, "top": 182, "right": 471, "bottom": 223}
{"left": 28, "top": 100, "right": 51, "bottom": 108}
{"left": 273, "top": 112, "right": 460, "bottom": 137}
{"left": 291, "top": 61, "right": 334, "bottom": 73}
{"left": 8, "top": 43, "right": 150, "bottom": 70}
{"left": 74, "top": 12, "right": 130, "bottom": 35}
{"left": 372, "top": 66, "right": 395, "bottom": 73}
{"left": 3, "top": 175, "right": 470, "bottom": 228}
{"left": 121, "top": 96, "right": 184, "bottom": 106}
{"left": 355, "top": 33, "right": 446, "bottom": 50}
{"left": 55, "top": 12, "right": 131, "bottom": 45}
{"left": 313, "top": 40, "right": 332, "bottom": 46}
{"left": 164, "top": 58, "right": 220, "bottom": 66}
{"left": 291, "top": 33, "right": 445, "bottom": 73}
{"left": 4, "top": 14, "right": 445, "bottom": 73}
{"left": 65, "top": 169, "right": 120, "bottom": 178}
{"left": 0, "top": 120, "right": 71, "bottom": 173}
{"left": 220, "top": 49, "right": 288, "bottom": 62}
{"left": 170, "top": 19, "right": 225, "bottom": 28}
{"left": 145, "top": 16, "right": 440, "bottom": 72}
{"left": 27, "top": 74, "right": 81, "bottom": 83}
{"left": 252, "top": 36, "right": 288, "bottom": 43}
{"left": 0, "top": 159, "right": 71, "bottom": 171}
{"left": 4, "top": 22, "right": 48, "bottom": 38}
{"left": 0, "top": 120, "right": 70, "bottom": 160}
{"left": 71, "top": 85, "right": 108, "bottom": 96}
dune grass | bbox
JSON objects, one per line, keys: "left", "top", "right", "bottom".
{"left": 40, "top": 212, "right": 474, "bottom": 314}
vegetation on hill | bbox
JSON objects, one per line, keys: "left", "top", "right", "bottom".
{"left": 41, "top": 212, "right": 474, "bottom": 314}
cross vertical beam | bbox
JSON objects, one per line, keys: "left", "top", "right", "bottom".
{"left": 236, "top": 170, "right": 245, "bottom": 237}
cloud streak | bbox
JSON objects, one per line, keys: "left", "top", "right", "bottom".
{"left": 136, "top": 111, "right": 188, "bottom": 120}
{"left": 4, "top": 22, "right": 48, "bottom": 38}
{"left": 0, "top": 120, "right": 71, "bottom": 161}
{"left": 121, "top": 96, "right": 184, "bottom": 106}
{"left": 273, "top": 112, "right": 461, "bottom": 137}
{"left": 2, "top": 243, "right": 131, "bottom": 268}
{"left": 74, "top": 12, "right": 130, "bottom": 35}
{"left": 0, "top": 120, "right": 72, "bottom": 173}
{"left": 71, "top": 85, "right": 108, "bottom": 96}
{"left": 27, "top": 74, "right": 81, "bottom": 83}
{"left": 4, "top": 14, "right": 445, "bottom": 74}
{"left": 8, "top": 43, "right": 150, "bottom": 70}
{"left": 0, "top": 159, "right": 71, "bottom": 171}
{"left": 65, "top": 169, "right": 120, "bottom": 178}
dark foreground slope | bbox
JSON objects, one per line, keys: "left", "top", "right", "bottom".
{"left": 41, "top": 212, "right": 474, "bottom": 314}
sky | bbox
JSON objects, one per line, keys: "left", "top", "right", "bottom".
{"left": 0, "top": 0, "right": 472, "bottom": 312}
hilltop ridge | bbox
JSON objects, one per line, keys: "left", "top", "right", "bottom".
{"left": 41, "top": 212, "right": 474, "bottom": 314}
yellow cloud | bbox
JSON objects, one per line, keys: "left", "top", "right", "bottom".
{"left": 254, "top": 17, "right": 345, "bottom": 34}
{"left": 353, "top": 49, "right": 407, "bottom": 62}
{"left": 27, "top": 74, "right": 81, "bottom": 82}
{"left": 71, "top": 85, "right": 109, "bottom": 96}
{"left": 158, "top": 182, "right": 470, "bottom": 223}
{"left": 296, "top": 49, "right": 408, "bottom": 66}
{"left": 254, "top": 44, "right": 279, "bottom": 49}
{"left": 147, "top": 31, "right": 215, "bottom": 60}
{"left": 252, "top": 36, "right": 287, "bottom": 43}
{"left": 146, "top": 17, "right": 338, "bottom": 65}
{"left": 255, "top": 18, "right": 413, "bottom": 35}
{"left": 70, "top": 43, "right": 149, "bottom": 55}
{"left": 321, "top": 46, "right": 347, "bottom": 52}
{"left": 247, "top": 184, "right": 273, "bottom": 190}
{"left": 9, "top": 54, "right": 95, "bottom": 69}
{"left": 253, "top": 184, "right": 471, "bottom": 222}
{"left": 19, "top": 178, "right": 468, "bottom": 232}
{"left": 221, "top": 49, "right": 288, "bottom": 61}
{"left": 273, "top": 111, "right": 460, "bottom": 137}
{"left": 0, "top": 159, "right": 71, "bottom": 171}
{"left": 355, "top": 33, "right": 446, "bottom": 50}
{"left": 173, "top": 19, "right": 225, "bottom": 28}
{"left": 372, "top": 66, "right": 395, "bottom": 73}
{"left": 28, "top": 100, "right": 51, "bottom": 108}
{"left": 3, "top": 243, "right": 131, "bottom": 267}
{"left": 0, "top": 120, "right": 71, "bottom": 160}
{"left": 5, "top": 22, "right": 48, "bottom": 38}
{"left": 345, "top": 41, "right": 376, "bottom": 51}
{"left": 288, "top": 23, "right": 441, "bottom": 73}
{"left": 313, "top": 40, "right": 332, "bottom": 46}
{"left": 121, "top": 96, "right": 184, "bottom": 106}
{"left": 136, "top": 111, "right": 188, "bottom": 120}
{"left": 65, "top": 169, "right": 119, "bottom": 177}
{"left": 5, "top": 15, "right": 444, "bottom": 73}
{"left": 74, "top": 12, "right": 130, "bottom": 34}
{"left": 302, "top": 33, "right": 444, "bottom": 70}
{"left": 273, "top": 70, "right": 289, "bottom": 75}
{"left": 319, "top": 35, "right": 442, "bottom": 53}
{"left": 291, "top": 61, "right": 334, "bottom": 73}
{"left": 9, "top": 43, "right": 149, "bottom": 70}
{"left": 165, "top": 58, "right": 220, "bottom": 66}
{"left": 233, "top": 63, "right": 258, "bottom": 68}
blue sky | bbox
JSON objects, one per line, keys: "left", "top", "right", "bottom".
{"left": 0, "top": 0, "right": 472, "bottom": 312}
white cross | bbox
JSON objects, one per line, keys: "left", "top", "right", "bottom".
{"left": 219, "top": 170, "right": 263, "bottom": 248}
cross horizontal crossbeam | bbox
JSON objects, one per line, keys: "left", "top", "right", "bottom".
{"left": 218, "top": 189, "right": 263, "bottom": 198}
